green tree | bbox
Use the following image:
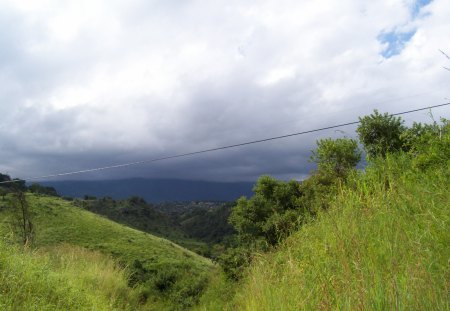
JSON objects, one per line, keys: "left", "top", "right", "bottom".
{"left": 356, "top": 110, "right": 406, "bottom": 158}
{"left": 310, "top": 137, "right": 361, "bottom": 179}
{"left": 229, "top": 176, "right": 302, "bottom": 247}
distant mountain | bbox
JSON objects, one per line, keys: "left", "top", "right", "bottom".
{"left": 40, "top": 178, "right": 254, "bottom": 202}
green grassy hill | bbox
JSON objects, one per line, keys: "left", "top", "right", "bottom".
{"left": 0, "top": 194, "right": 214, "bottom": 310}
{"left": 228, "top": 154, "right": 449, "bottom": 310}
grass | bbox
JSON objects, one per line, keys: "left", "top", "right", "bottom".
{"left": 0, "top": 241, "right": 140, "bottom": 311}
{"left": 230, "top": 154, "right": 449, "bottom": 310}
{"left": 193, "top": 270, "right": 236, "bottom": 311}
{"left": 0, "top": 194, "right": 213, "bottom": 310}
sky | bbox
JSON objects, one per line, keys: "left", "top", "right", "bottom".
{"left": 0, "top": 0, "right": 449, "bottom": 182}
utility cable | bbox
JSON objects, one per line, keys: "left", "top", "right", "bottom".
{"left": 1, "top": 102, "right": 449, "bottom": 184}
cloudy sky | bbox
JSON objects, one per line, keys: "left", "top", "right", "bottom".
{"left": 0, "top": 0, "right": 449, "bottom": 182}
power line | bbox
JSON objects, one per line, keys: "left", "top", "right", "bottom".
{"left": 1, "top": 102, "right": 449, "bottom": 184}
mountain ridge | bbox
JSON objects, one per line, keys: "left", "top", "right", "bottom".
{"left": 39, "top": 178, "right": 254, "bottom": 202}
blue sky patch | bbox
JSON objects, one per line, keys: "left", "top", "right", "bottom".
{"left": 378, "top": 0, "right": 432, "bottom": 59}
{"left": 378, "top": 30, "right": 416, "bottom": 58}
{"left": 411, "top": 0, "right": 432, "bottom": 17}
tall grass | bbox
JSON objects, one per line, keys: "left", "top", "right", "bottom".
{"left": 233, "top": 154, "right": 449, "bottom": 310}
{"left": 0, "top": 241, "right": 141, "bottom": 311}
{"left": 193, "top": 269, "right": 236, "bottom": 311}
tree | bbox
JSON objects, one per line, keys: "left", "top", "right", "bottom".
{"left": 10, "top": 191, "right": 34, "bottom": 247}
{"left": 356, "top": 110, "right": 406, "bottom": 158}
{"left": 310, "top": 137, "right": 361, "bottom": 179}
{"left": 229, "top": 176, "right": 303, "bottom": 247}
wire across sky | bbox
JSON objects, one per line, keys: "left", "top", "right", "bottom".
{"left": 1, "top": 102, "right": 449, "bottom": 184}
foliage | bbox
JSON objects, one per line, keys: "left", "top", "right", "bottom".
{"left": 310, "top": 137, "right": 361, "bottom": 179}
{"left": 230, "top": 137, "right": 361, "bottom": 253}
{"left": 224, "top": 137, "right": 360, "bottom": 280}
{"left": 176, "top": 203, "right": 235, "bottom": 244}
{"left": 357, "top": 109, "right": 406, "bottom": 158}
{"left": 229, "top": 176, "right": 303, "bottom": 248}
{"left": 402, "top": 118, "right": 450, "bottom": 170}
{"left": 79, "top": 196, "right": 176, "bottom": 239}
{"left": 216, "top": 247, "right": 253, "bottom": 281}
{"left": 80, "top": 197, "right": 235, "bottom": 258}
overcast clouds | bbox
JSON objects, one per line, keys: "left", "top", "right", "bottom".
{"left": 0, "top": 0, "right": 449, "bottom": 182}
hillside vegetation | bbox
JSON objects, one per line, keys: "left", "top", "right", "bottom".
{"left": 198, "top": 114, "right": 450, "bottom": 310}
{"left": 79, "top": 198, "right": 235, "bottom": 257}
{"left": 0, "top": 194, "right": 213, "bottom": 310}
{"left": 233, "top": 153, "right": 449, "bottom": 310}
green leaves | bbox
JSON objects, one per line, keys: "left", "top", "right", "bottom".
{"left": 310, "top": 137, "right": 361, "bottom": 179}
{"left": 357, "top": 110, "right": 406, "bottom": 158}
{"left": 229, "top": 176, "right": 303, "bottom": 248}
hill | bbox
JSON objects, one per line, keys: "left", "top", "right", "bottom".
{"left": 0, "top": 194, "right": 214, "bottom": 310}
{"left": 196, "top": 117, "right": 450, "bottom": 310}
{"left": 39, "top": 178, "right": 254, "bottom": 202}
{"left": 228, "top": 154, "right": 449, "bottom": 310}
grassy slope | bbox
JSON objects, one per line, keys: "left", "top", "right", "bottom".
{"left": 79, "top": 199, "right": 228, "bottom": 257}
{"left": 0, "top": 242, "right": 140, "bottom": 311}
{"left": 209, "top": 154, "right": 449, "bottom": 310}
{"left": 0, "top": 194, "right": 214, "bottom": 310}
